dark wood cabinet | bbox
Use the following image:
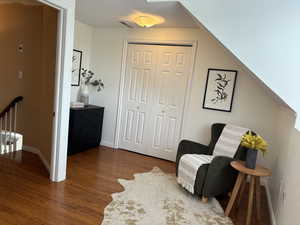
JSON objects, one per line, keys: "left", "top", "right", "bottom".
{"left": 68, "top": 105, "right": 104, "bottom": 155}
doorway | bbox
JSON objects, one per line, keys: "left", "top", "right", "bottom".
{"left": 0, "top": 1, "right": 58, "bottom": 170}
{"left": 117, "top": 42, "right": 195, "bottom": 161}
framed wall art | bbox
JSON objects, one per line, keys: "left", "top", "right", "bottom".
{"left": 203, "top": 68, "right": 238, "bottom": 112}
{"left": 71, "top": 49, "right": 83, "bottom": 86}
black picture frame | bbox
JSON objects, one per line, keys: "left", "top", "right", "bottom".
{"left": 71, "top": 49, "right": 83, "bottom": 86}
{"left": 202, "top": 68, "right": 238, "bottom": 112}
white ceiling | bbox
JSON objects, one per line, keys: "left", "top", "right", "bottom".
{"left": 75, "top": 0, "right": 199, "bottom": 28}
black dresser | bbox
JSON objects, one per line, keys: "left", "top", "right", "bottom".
{"left": 68, "top": 105, "right": 104, "bottom": 155}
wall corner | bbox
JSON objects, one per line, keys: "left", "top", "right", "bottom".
{"left": 295, "top": 115, "right": 300, "bottom": 131}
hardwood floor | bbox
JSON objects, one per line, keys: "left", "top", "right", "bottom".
{"left": 0, "top": 147, "right": 271, "bottom": 225}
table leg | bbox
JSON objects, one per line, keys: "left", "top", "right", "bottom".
{"left": 255, "top": 177, "right": 261, "bottom": 221}
{"left": 237, "top": 175, "right": 246, "bottom": 207}
{"left": 225, "top": 172, "right": 245, "bottom": 216}
{"left": 246, "top": 176, "right": 255, "bottom": 225}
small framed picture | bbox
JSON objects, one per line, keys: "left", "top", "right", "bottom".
{"left": 203, "top": 68, "right": 238, "bottom": 112}
{"left": 72, "top": 49, "right": 82, "bottom": 86}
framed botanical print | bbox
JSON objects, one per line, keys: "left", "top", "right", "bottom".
{"left": 72, "top": 49, "right": 82, "bottom": 86}
{"left": 203, "top": 68, "right": 238, "bottom": 112}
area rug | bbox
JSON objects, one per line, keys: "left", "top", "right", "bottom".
{"left": 101, "top": 167, "right": 233, "bottom": 225}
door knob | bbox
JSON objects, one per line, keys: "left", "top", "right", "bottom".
{"left": 162, "top": 110, "right": 165, "bottom": 113}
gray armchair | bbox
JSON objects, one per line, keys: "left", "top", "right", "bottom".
{"left": 176, "top": 123, "right": 249, "bottom": 200}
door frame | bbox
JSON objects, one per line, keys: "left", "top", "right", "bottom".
{"left": 114, "top": 39, "right": 198, "bottom": 155}
{"left": 37, "top": 0, "right": 75, "bottom": 182}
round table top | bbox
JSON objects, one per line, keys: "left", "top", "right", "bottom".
{"left": 231, "top": 160, "right": 271, "bottom": 177}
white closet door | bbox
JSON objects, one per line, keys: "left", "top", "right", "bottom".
{"left": 119, "top": 45, "right": 157, "bottom": 155}
{"left": 119, "top": 44, "right": 192, "bottom": 161}
{"left": 148, "top": 45, "right": 192, "bottom": 161}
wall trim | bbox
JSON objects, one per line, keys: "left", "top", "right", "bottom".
{"left": 23, "top": 146, "right": 51, "bottom": 172}
{"left": 262, "top": 180, "right": 277, "bottom": 225}
{"left": 114, "top": 39, "right": 198, "bottom": 151}
{"left": 100, "top": 140, "right": 115, "bottom": 149}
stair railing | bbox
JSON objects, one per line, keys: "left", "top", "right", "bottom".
{"left": 0, "top": 96, "right": 24, "bottom": 154}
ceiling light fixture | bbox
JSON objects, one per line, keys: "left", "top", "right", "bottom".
{"left": 133, "top": 16, "right": 157, "bottom": 28}
{"left": 124, "top": 11, "right": 165, "bottom": 28}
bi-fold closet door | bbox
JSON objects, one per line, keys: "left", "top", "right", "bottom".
{"left": 119, "top": 43, "right": 192, "bottom": 161}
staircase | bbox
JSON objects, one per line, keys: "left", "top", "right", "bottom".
{"left": 0, "top": 96, "right": 24, "bottom": 155}
{"left": 148, "top": 0, "right": 300, "bottom": 129}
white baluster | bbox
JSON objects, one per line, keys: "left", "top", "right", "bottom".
{"left": 9, "top": 108, "right": 12, "bottom": 153}
{"left": 4, "top": 113, "right": 8, "bottom": 153}
{"left": 0, "top": 118, "right": 3, "bottom": 154}
{"left": 0, "top": 98, "right": 23, "bottom": 156}
{"left": 14, "top": 104, "right": 17, "bottom": 152}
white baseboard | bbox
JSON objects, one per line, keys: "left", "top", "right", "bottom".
{"left": 262, "top": 180, "right": 277, "bottom": 225}
{"left": 100, "top": 140, "right": 115, "bottom": 149}
{"left": 23, "top": 146, "right": 50, "bottom": 172}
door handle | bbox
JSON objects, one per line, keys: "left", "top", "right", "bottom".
{"left": 137, "top": 106, "right": 140, "bottom": 110}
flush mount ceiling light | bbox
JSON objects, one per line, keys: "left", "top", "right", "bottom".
{"left": 125, "top": 11, "right": 165, "bottom": 28}
{"left": 133, "top": 16, "right": 158, "bottom": 28}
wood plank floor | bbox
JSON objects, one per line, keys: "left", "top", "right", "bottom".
{"left": 0, "top": 147, "right": 271, "bottom": 225}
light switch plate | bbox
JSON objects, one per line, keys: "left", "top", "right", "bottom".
{"left": 18, "top": 70, "right": 23, "bottom": 79}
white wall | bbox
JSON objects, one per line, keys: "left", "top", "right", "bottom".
{"left": 151, "top": 0, "right": 300, "bottom": 130}
{"left": 158, "top": 1, "right": 300, "bottom": 223}
{"left": 268, "top": 106, "right": 300, "bottom": 225}
{"left": 74, "top": 22, "right": 283, "bottom": 167}
{"left": 74, "top": 21, "right": 300, "bottom": 224}
{"left": 71, "top": 20, "right": 93, "bottom": 102}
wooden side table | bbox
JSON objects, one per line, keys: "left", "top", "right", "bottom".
{"left": 225, "top": 161, "right": 271, "bottom": 225}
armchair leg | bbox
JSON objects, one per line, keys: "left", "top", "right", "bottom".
{"left": 201, "top": 196, "right": 208, "bottom": 203}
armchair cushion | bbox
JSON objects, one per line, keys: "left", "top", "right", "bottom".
{"left": 176, "top": 140, "right": 210, "bottom": 176}
{"left": 202, "top": 156, "right": 237, "bottom": 197}
{"left": 194, "top": 164, "right": 210, "bottom": 196}
{"left": 175, "top": 123, "right": 251, "bottom": 198}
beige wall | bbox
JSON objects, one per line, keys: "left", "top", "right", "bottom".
{"left": 74, "top": 23, "right": 300, "bottom": 224}
{"left": 71, "top": 20, "right": 94, "bottom": 102}
{"left": 269, "top": 106, "right": 300, "bottom": 225}
{"left": 278, "top": 128, "right": 300, "bottom": 225}
{"left": 0, "top": 3, "right": 57, "bottom": 168}
{"left": 0, "top": 3, "right": 43, "bottom": 150}
{"left": 73, "top": 25, "right": 282, "bottom": 166}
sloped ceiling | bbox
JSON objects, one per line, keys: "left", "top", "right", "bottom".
{"left": 75, "top": 0, "right": 199, "bottom": 28}
{"left": 149, "top": 0, "right": 300, "bottom": 129}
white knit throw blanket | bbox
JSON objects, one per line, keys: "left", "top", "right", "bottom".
{"left": 177, "top": 124, "right": 249, "bottom": 194}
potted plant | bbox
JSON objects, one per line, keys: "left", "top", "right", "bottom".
{"left": 241, "top": 131, "right": 268, "bottom": 169}
{"left": 80, "top": 68, "right": 104, "bottom": 105}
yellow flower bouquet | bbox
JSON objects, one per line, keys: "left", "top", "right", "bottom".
{"left": 241, "top": 131, "right": 268, "bottom": 154}
{"left": 241, "top": 131, "right": 268, "bottom": 169}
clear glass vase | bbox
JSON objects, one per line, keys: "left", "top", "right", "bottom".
{"left": 80, "top": 84, "right": 89, "bottom": 106}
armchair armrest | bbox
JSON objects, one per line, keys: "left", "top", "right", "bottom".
{"left": 202, "top": 156, "right": 237, "bottom": 197}
{"left": 176, "top": 140, "right": 210, "bottom": 175}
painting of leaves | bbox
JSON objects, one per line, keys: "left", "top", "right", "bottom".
{"left": 203, "top": 69, "right": 237, "bottom": 112}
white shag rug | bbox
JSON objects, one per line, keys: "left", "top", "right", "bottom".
{"left": 101, "top": 167, "right": 233, "bottom": 225}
